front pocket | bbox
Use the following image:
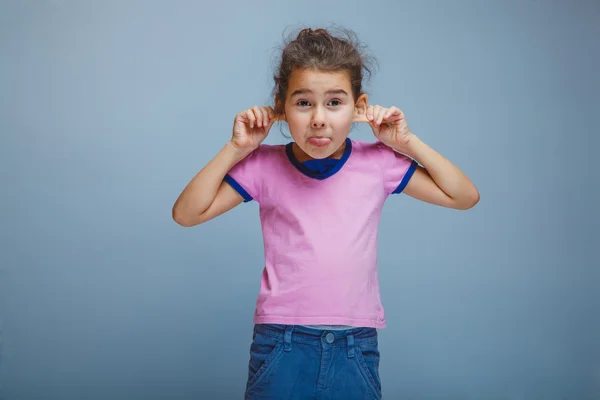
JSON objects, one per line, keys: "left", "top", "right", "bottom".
{"left": 246, "top": 332, "right": 285, "bottom": 391}
{"left": 354, "top": 343, "right": 382, "bottom": 399}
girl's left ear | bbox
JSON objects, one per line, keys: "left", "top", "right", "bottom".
{"left": 353, "top": 94, "right": 369, "bottom": 122}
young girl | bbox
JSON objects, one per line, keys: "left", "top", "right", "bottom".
{"left": 173, "top": 27, "right": 479, "bottom": 399}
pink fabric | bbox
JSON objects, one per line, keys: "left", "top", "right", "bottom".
{"left": 226, "top": 139, "right": 416, "bottom": 328}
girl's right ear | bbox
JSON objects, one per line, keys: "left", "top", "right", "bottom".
{"left": 274, "top": 99, "right": 286, "bottom": 121}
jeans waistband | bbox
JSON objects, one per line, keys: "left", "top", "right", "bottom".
{"left": 254, "top": 324, "right": 378, "bottom": 348}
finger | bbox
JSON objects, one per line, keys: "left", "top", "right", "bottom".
{"left": 383, "top": 106, "right": 400, "bottom": 122}
{"left": 257, "top": 106, "right": 267, "bottom": 128}
{"left": 375, "top": 106, "right": 386, "bottom": 126}
{"left": 235, "top": 111, "right": 247, "bottom": 124}
{"left": 371, "top": 105, "right": 381, "bottom": 124}
{"left": 251, "top": 106, "right": 263, "bottom": 128}
{"left": 264, "top": 110, "right": 274, "bottom": 127}
{"left": 366, "top": 105, "right": 374, "bottom": 122}
{"left": 259, "top": 106, "right": 270, "bottom": 127}
{"left": 353, "top": 113, "right": 369, "bottom": 123}
{"left": 246, "top": 109, "right": 256, "bottom": 129}
{"left": 383, "top": 106, "right": 394, "bottom": 119}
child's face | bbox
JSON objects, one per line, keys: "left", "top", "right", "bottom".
{"left": 283, "top": 68, "right": 367, "bottom": 160}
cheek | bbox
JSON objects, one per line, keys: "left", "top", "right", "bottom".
{"left": 287, "top": 117, "right": 301, "bottom": 131}
{"left": 330, "top": 112, "right": 353, "bottom": 130}
{"left": 286, "top": 113, "right": 309, "bottom": 133}
{"left": 286, "top": 119, "right": 304, "bottom": 142}
{"left": 333, "top": 105, "right": 354, "bottom": 121}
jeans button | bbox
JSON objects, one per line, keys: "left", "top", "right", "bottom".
{"left": 325, "top": 332, "right": 335, "bottom": 343}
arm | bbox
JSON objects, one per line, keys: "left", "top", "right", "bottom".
{"left": 172, "top": 142, "right": 246, "bottom": 227}
{"left": 367, "top": 104, "right": 479, "bottom": 210}
{"left": 172, "top": 105, "right": 276, "bottom": 227}
{"left": 400, "top": 136, "right": 480, "bottom": 210}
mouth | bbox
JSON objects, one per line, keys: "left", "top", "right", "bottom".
{"left": 308, "top": 136, "right": 331, "bottom": 147}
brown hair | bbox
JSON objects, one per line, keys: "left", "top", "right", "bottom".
{"left": 272, "top": 26, "right": 377, "bottom": 116}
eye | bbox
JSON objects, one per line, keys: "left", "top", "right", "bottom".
{"left": 296, "top": 100, "right": 310, "bottom": 107}
{"left": 328, "top": 99, "right": 342, "bottom": 106}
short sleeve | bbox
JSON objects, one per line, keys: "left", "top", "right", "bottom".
{"left": 223, "top": 147, "right": 263, "bottom": 203}
{"left": 377, "top": 142, "right": 418, "bottom": 196}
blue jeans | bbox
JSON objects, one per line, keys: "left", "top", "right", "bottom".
{"left": 245, "top": 324, "right": 382, "bottom": 399}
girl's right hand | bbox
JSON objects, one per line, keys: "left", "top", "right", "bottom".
{"left": 231, "top": 106, "right": 276, "bottom": 155}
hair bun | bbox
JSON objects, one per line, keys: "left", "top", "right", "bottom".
{"left": 297, "top": 28, "right": 330, "bottom": 40}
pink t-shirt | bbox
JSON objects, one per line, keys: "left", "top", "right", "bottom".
{"left": 224, "top": 138, "right": 417, "bottom": 328}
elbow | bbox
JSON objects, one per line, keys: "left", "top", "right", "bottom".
{"left": 172, "top": 207, "right": 197, "bottom": 227}
{"left": 456, "top": 189, "right": 480, "bottom": 210}
{"left": 173, "top": 217, "right": 194, "bottom": 227}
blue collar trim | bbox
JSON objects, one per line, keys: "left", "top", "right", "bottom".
{"left": 285, "top": 138, "right": 352, "bottom": 180}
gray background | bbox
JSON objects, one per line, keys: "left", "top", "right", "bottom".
{"left": 1, "top": 0, "right": 598, "bottom": 399}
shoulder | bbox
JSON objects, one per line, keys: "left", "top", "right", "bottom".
{"left": 261, "top": 142, "right": 285, "bottom": 152}
{"left": 349, "top": 139, "right": 390, "bottom": 163}
{"left": 256, "top": 143, "right": 285, "bottom": 156}
{"left": 242, "top": 143, "right": 285, "bottom": 164}
{"left": 350, "top": 138, "right": 389, "bottom": 152}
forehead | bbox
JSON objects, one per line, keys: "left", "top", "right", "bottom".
{"left": 287, "top": 68, "right": 351, "bottom": 93}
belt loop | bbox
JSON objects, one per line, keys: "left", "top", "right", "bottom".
{"left": 284, "top": 325, "right": 293, "bottom": 352}
{"left": 347, "top": 334, "right": 355, "bottom": 358}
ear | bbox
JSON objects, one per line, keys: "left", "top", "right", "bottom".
{"left": 275, "top": 98, "right": 286, "bottom": 121}
{"left": 353, "top": 93, "right": 369, "bottom": 122}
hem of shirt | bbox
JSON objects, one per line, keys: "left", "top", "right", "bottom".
{"left": 223, "top": 174, "right": 253, "bottom": 202}
{"left": 300, "top": 325, "right": 357, "bottom": 330}
{"left": 254, "top": 315, "right": 386, "bottom": 329}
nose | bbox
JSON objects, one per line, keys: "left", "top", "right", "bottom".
{"left": 311, "top": 107, "right": 326, "bottom": 129}
{"left": 311, "top": 120, "right": 325, "bottom": 129}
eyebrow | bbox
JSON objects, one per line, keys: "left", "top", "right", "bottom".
{"left": 289, "top": 88, "right": 349, "bottom": 97}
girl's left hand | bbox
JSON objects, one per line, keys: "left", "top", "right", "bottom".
{"left": 366, "top": 105, "right": 415, "bottom": 153}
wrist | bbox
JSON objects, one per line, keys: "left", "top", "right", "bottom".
{"left": 392, "top": 133, "right": 422, "bottom": 157}
{"left": 225, "top": 141, "right": 253, "bottom": 163}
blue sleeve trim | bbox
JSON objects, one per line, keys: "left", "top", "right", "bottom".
{"left": 223, "top": 174, "right": 253, "bottom": 202}
{"left": 392, "top": 160, "right": 418, "bottom": 194}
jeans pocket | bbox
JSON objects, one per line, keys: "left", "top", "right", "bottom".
{"left": 246, "top": 330, "right": 284, "bottom": 392}
{"left": 354, "top": 342, "right": 382, "bottom": 399}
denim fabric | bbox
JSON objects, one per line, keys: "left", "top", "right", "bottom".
{"left": 245, "top": 324, "right": 382, "bottom": 399}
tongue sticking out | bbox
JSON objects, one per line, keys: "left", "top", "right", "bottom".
{"left": 308, "top": 137, "right": 331, "bottom": 147}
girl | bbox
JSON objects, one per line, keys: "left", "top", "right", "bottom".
{"left": 173, "top": 27, "right": 479, "bottom": 399}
